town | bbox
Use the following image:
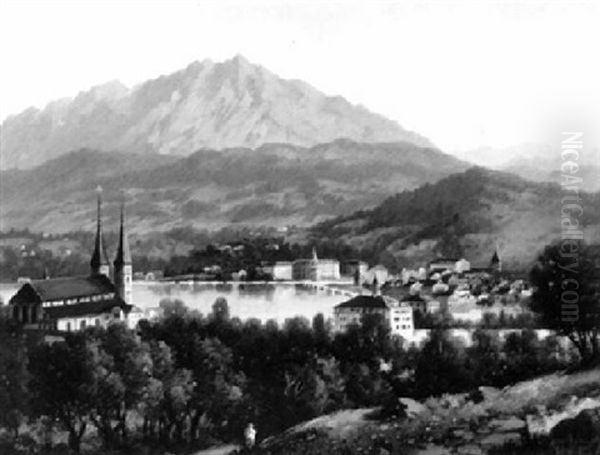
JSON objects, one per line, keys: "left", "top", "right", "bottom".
{"left": 3, "top": 191, "right": 544, "bottom": 349}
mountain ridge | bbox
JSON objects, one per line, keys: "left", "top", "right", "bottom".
{"left": 0, "top": 55, "right": 432, "bottom": 169}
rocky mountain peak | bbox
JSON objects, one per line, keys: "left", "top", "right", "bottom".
{"left": 1, "top": 55, "right": 433, "bottom": 169}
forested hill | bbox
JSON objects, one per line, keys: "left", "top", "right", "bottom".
{"left": 313, "top": 167, "right": 600, "bottom": 270}
{"left": 0, "top": 140, "right": 467, "bottom": 234}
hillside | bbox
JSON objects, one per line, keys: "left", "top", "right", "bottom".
{"left": 0, "top": 55, "right": 431, "bottom": 170}
{"left": 253, "top": 367, "right": 600, "bottom": 454}
{"left": 0, "top": 140, "right": 468, "bottom": 234}
{"left": 313, "top": 167, "right": 600, "bottom": 270}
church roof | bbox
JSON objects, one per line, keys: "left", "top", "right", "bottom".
{"left": 335, "top": 295, "right": 388, "bottom": 309}
{"left": 402, "top": 293, "right": 425, "bottom": 302}
{"left": 13, "top": 275, "right": 117, "bottom": 302}
{"left": 44, "top": 298, "right": 131, "bottom": 319}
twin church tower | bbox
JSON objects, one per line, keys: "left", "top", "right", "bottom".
{"left": 90, "top": 188, "right": 133, "bottom": 305}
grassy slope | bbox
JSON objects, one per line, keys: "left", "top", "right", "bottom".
{"left": 256, "top": 367, "right": 600, "bottom": 454}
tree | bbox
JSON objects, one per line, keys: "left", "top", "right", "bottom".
{"left": 0, "top": 319, "right": 29, "bottom": 441}
{"left": 414, "top": 330, "right": 472, "bottom": 397}
{"left": 212, "top": 297, "right": 230, "bottom": 322}
{"left": 466, "top": 329, "right": 502, "bottom": 386}
{"left": 159, "top": 298, "right": 189, "bottom": 318}
{"left": 529, "top": 242, "right": 600, "bottom": 364}
{"left": 140, "top": 341, "right": 195, "bottom": 445}
{"left": 87, "top": 324, "right": 153, "bottom": 448}
{"left": 29, "top": 334, "right": 94, "bottom": 453}
{"left": 187, "top": 337, "right": 246, "bottom": 442}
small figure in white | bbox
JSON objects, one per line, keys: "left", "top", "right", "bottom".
{"left": 244, "top": 422, "right": 256, "bottom": 449}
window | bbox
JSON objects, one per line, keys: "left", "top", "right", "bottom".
{"left": 66, "top": 322, "right": 71, "bottom": 332}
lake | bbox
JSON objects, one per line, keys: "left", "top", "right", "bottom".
{"left": 0, "top": 281, "right": 348, "bottom": 324}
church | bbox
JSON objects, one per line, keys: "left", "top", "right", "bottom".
{"left": 9, "top": 191, "right": 134, "bottom": 332}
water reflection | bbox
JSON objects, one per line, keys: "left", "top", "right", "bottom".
{"left": 135, "top": 282, "right": 343, "bottom": 323}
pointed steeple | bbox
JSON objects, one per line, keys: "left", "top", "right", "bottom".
{"left": 490, "top": 244, "right": 502, "bottom": 273}
{"left": 114, "top": 196, "right": 132, "bottom": 266}
{"left": 311, "top": 246, "right": 318, "bottom": 262}
{"left": 372, "top": 275, "right": 381, "bottom": 296}
{"left": 90, "top": 186, "right": 110, "bottom": 276}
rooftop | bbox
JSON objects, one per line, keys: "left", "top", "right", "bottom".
{"left": 335, "top": 295, "right": 388, "bottom": 309}
{"left": 11, "top": 275, "right": 116, "bottom": 302}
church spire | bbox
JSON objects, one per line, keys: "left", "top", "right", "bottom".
{"left": 490, "top": 243, "right": 502, "bottom": 273}
{"left": 114, "top": 195, "right": 133, "bottom": 305}
{"left": 90, "top": 186, "right": 110, "bottom": 277}
{"left": 114, "top": 197, "right": 132, "bottom": 266}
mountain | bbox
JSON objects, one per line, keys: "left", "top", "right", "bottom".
{"left": 499, "top": 143, "right": 600, "bottom": 192}
{"left": 0, "top": 55, "right": 432, "bottom": 170}
{"left": 454, "top": 143, "right": 600, "bottom": 192}
{"left": 0, "top": 140, "right": 468, "bottom": 234}
{"left": 313, "top": 167, "right": 600, "bottom": 270}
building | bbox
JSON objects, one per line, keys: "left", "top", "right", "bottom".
{"left": 127, "top": 306, "right": 145, "bottom": 329}
{"left": 362, "top": 264, "right": 389, "bottom": 285}
{"left": 402, "top": 293, "right": 427, "bottom": 313}
{"left": 341, "top": 260, "right": 368, "bottom": 283}
{"left": 333, "top": 294, "right": 414, "bottom": 340}
{"left": 262, "top": 261, "right": 293, "bottom": 280}
{"left": 428, "top": 257, "right": 459, "bottom": 273}
{"left": 455, "top": 258, "right": 471, "bottom": 273}
{"left": 292, "top": 248, "right": 340, "bottom": 281}
{"left": 9, "top": 191, "right": 133, "bottom": 332}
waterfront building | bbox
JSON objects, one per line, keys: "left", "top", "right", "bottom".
{"left": 333, "top": 294, "right": 414, "bottom": 340}
{"left": 362, "top": 264, "right": 389, "bottom": 285}
{"left": 8, "top": 191, "right": 133, "bottom": 332}
{"left": 292, "top": 248, "right": 340, "bottom": 281}
{"left": 341, "top": 260, "right": 368, "bottom": 282}
{"left": 262, "top": 261, "right": 293, "bottom": 280}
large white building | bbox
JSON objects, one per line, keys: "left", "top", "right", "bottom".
{"left": 292, "top": 248, "right": 340, "bottom": 281}
{"left": 262, "top": 261, "right": 293, "bottom": 280}
{"left": 9, "top": 192, "right": 134, "bottom": 332}
{"left": 333, "top": 294, "right": 414, "bottom": 340}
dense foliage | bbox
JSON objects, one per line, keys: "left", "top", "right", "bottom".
{"left": 530, "top": 242, "right": 600, "bottom": 364}
{"left": 0, "top": 300, "right": 574, "bottom": 454}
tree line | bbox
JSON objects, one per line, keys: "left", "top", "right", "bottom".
{"left": 0, "top": 302, "right": 575, "bottom": 454}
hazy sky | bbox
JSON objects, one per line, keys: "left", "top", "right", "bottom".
{"left": 1, "top": 0, "right": 598, "bottom": 151}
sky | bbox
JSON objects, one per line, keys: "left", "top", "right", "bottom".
{"left": 0, "top": 0, "right": 599, "bottom": 152}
